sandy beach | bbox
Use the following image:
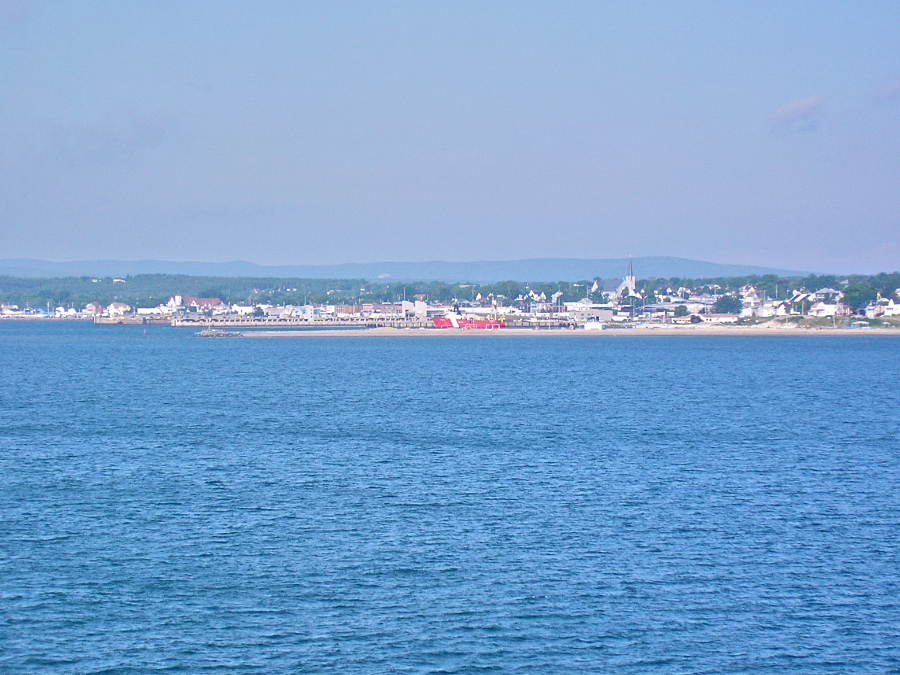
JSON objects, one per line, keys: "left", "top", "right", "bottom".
{"left": 240, "top": 326, "right": 898, "bottom": 338}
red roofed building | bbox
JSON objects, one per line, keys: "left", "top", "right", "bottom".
{"left": 182, "top": 296, "right": 223, "bottom": 309}
{"left": 167, "top": 294, "right": 223, "bottom": 310}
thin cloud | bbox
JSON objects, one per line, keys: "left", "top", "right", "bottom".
{"left": 877, "top": 80, "right": 900, "bottom": 102}
{"left": 37, "top": 109, "right": 171, "bottom": 165}
{"left": 0, "top": 0, "right": 29, "bottom": 28}
{"left": 769, "top": 96, "right": 823, "bottom": 132}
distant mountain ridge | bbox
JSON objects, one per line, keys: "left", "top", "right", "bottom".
{"left": 0, "top": 257, "right": 807, "bottom": 282}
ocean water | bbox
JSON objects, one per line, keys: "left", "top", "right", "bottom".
{"left": 1, "top": 322, "right": 899, "bottom": 674}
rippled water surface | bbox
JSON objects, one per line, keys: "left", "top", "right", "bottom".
{"left": 1, "top": 322, "right": 899, "bottom": 673}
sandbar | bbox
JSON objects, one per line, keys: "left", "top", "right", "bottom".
{"left": 240, "top": 326, "right": 897, "bottom": 338}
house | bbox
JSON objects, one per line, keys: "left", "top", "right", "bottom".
{"left": 754, "top": 301, "right": 780, "bottom": 318}
{"left": 700, "top": 314, "right": 738, "bottom": 324}
{"left": 786, "top": 292, "right": 814, "bottom": 314}
{"left": 84, "top": 303, "right": 105, "bottom": 315}
{"left": 814, "top": 288, "right": 842, "bottom": 302}
{"left": 739, "top": 287, "right": 761, "bottom": 317}
{"left": 166, "top": 295, "right": 222, "bottom": 310}
{"left": 883, "top": 298, "right": 900, "bottom": 318}
{"left": 182, "top": 296, "right": 223, "bottom": 310}
{"left": 809, "top": 302, "right": 838, "bottom": 318}
{"left": 107, "top": 302, "right": 131, "bottom": 316}
{"left": 641, "top": 303, "right": 680, "bottom": 319}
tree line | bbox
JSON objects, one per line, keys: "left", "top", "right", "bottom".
{"left": 0, "top": 271, "right": 897, "bottom": 310}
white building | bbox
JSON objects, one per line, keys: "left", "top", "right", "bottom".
{"left": 700, "top": 314, "right": 738, "bottom": 324}
{"left": 614, "top": 259, "right": 637, "bottom": 300}
{"left": 564, "top": 299, "right": 614, "bottom": 322}
{"left": 107, "top": 302, "right": 131, "bottom": 316}
{"left": 809, "top": 302, "right": 838, "bottom": 318}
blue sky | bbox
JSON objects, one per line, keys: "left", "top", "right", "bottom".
{"left": 1, "top": 1, "right": 898, "bottom": 272}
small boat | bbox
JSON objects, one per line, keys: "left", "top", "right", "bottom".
{"left": 194, "top": 329, "right": 242, "bottom": 338}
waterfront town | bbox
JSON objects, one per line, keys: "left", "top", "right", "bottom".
{"left": 3, "top": 265, "right": 900, "bottom": 330}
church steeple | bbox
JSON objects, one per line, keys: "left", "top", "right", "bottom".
{"left": 616, "top": 257, "right": 637, "bottom": 299}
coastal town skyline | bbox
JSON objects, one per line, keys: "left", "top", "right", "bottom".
{"left": 4, "top": 260, "right": 898, "bottom": 333}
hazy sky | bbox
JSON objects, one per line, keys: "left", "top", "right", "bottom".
{"left": 1, "top": 1, "right": 899, "bottom": 272}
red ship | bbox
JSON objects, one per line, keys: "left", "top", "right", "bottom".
{"left": 432, "top": 316, "right": 506, "bottom": 329}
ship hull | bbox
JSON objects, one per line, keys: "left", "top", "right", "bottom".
{"left": 432, "top": 317, "right": 506, "bottom": 329}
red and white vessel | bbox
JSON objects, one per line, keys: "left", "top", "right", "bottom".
{"left": 432, "top": 315, "right": 505, "bottom": 329}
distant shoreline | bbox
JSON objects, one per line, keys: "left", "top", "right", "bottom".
{"left": 239, "top": 326, "right": 899, "bottom": 338}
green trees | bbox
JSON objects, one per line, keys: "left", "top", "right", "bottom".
{"left": 869, "top": 273, "right": 900, "bottom": 299}
{"left": 841, "top": 284, "right": 876, "bottom": 312}
{"left": 674, "top": 305, "right": 689, "bottom": 317}
{"left": 0, "top": 271, "right": 897, "bottom": 311}
{"left": 800, "top": 274, "right": 839, "bottom": 291}
{"left": 714, "top": 295, "right": 743, "bottom": 314}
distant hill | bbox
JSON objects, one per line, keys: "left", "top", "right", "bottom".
{"left": 0, "top": 257, "right": 807, "bottom": 282}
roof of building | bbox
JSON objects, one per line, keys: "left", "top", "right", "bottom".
{"left": 182, "top": 296, "right": 223, "bottom": 307}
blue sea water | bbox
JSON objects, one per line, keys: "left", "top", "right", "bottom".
{"left": 1, "top": 322, "right": 899, "bottom": 674}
